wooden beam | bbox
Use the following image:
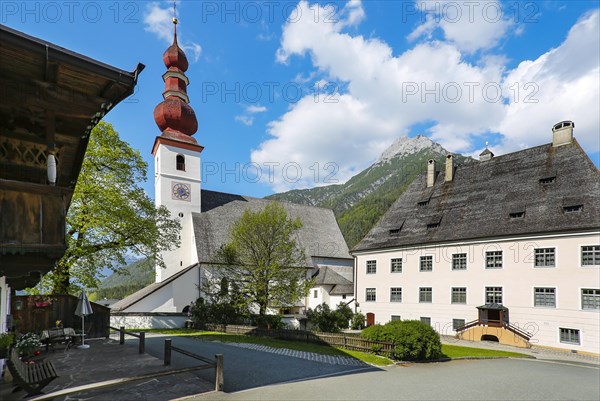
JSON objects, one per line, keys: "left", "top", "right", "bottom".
{"left": 0, "top": 178, "right": 72, "bottom": 196}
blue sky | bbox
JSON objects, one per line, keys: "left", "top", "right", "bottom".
{"left": 3, "top": 0, "right": 599, "bottom": 199}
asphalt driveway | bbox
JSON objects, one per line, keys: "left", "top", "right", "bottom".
{"left": 194, "top": 358, "right": 600, "bottom": 401}
{"left": 141, "top": 334, "right": 379, "bottom": 393}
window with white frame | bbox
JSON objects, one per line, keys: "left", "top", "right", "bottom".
{"left": 581, "top": 245, "right": 600, "bottom": 266}
{"left": 581, "top": 288, "right": 600, "bottom": 310}
{"left": 485, "top": 287, "right": 503, "bottom": 304}
{"left": 420, "top": 317, "right": 431, "bottom": 325}
{"left": 391, "top": 258, "right": 403, "bottom": 273}
{"left": 420, "top": 256, "right": 433, "bottom": 272}
{"left": 366, "top": 260, "right": 377, "bottom": 274}
{"left": 366, "top": 288, "right": 376, "bottom": 302}
{"left": 559, "top": 328, "right": 580, "bottom": 345}
{"left": 390, "top": 287, "right": 402, "bottom": 302}
{"left": 419, "top": 287, "right": 432, "bottom": 303}
{"left": 485, "top": 251, "right": 503, "bottom": 269}
{"left": 534, "top": 248, "right": 555, "bottom": 267}
{"left": 534, "top": 287, "right": 556, "bottom": 307}
{"left": 391, "top": 315, "right": 401, "bottom": 321}
{"left": 452, "top": 253, "right": 467, "bottom": 270}
{"left": 453, "top": 319, "right": 466, "bottom": 330}
{"left": 451, "top": 287, "right": 467, "bottom": 304}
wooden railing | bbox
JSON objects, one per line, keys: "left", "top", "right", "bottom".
{"left": 455, "top": 320, "right": 532, "bottom": 341}
{"left": 201, "top": 324, "right": 395, "bottom": 355}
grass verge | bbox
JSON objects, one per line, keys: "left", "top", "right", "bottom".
{"left": 143, "top": 329, "right": 530, "bottom": 363}
{"left": 441, "top": 344, "right": 532, "bottom": 358}
{"left": 144, "top": 329, "right": 393, "bottom": 366}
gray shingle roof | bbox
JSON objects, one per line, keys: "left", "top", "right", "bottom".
{"left": 354, "top": 140, "right": 600, "bottom": 252}
{"left": 330, "top": 284, "right": 354, "bottom": 295}
{"left": 110, "top": 264, "right": 198, "bottom": 311}
{"left": 313, "top": 265, "right": 353, "bottom": 285}
{"left": 194, "top": 190, "right": 351, "bottom": 265}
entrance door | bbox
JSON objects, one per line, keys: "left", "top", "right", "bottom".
{"left": 366, "top": 312, "right": 375, "bottom": 326}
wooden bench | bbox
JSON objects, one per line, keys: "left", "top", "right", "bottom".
{"left": 6, "top": 348, "right": 59, "bottom": 396}
{"left": 43, "top": 328, "right": 74, "bottom": 352}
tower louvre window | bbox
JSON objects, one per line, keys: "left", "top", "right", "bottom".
{"left": 176, "top": 154, "right": 186, "bottom": 171}
{"left": 563, "top": 204, "right": 583, "bottom": 213}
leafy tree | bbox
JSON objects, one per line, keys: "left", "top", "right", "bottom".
{"left": 307, "top": 302, "right": 354, "bottom": 332}
{"left": 335, "top": 302, "right": 354, "bottom": 330}
{"left": 351, "top": 312, "right": 366, "bottom": 330}
{"left": 213, "top": 202, "right": 313, "bottom": 319}
{"left": 46, "top": 122, "right": 181, "bottom": 293}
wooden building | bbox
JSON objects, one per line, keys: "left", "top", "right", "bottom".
{"left": 0, "top": 24, "right": 143, "bottom": 331}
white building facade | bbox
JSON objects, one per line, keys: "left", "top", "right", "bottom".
{"left": 353, "top": 122, "right": 600, "bottom": 355}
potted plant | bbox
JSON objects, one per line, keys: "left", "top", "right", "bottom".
{"left": 0, "top": 332, "right": 14, "bottom": 359}
{"left": 14, "top": 333, "right": 42, "bottom": 359}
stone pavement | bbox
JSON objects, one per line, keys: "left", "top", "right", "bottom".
{"left": 0, "top": 338, "right": 214, "bottom": 401}
{"left": 223, "top": 342, "right": 367, "bottom": 366}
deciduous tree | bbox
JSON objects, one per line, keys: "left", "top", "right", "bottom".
{"left": 47, "top": 122, "right": 180, "bottom": 293}
{"left": 213, "top": 203, "right": 313, "bottom": 318}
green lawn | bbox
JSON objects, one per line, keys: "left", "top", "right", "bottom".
{"left": 142, "top": 329, "right": 531, "bottom": 364}
{"left": 441, "top": 344, "right": 532, "bottom": 358}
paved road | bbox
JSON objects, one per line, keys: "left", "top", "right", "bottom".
{"left": 192, "top": 358, "right": 600, "bottom": 401}
{"left": 141, "top": 334, "right": 378, "bottom": 393}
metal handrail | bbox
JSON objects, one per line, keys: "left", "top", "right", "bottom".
{"left": 163, "top": 338, "right": 224, "bottom": 391}
{"left": 109, "top": 326, "right": 145, "bottom": 354}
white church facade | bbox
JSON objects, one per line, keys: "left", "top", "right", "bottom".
{"left": 111, "top": 20, "right": 353, "bottom": 318}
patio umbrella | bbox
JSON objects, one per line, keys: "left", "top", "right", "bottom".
{"left": 75, "top": 291, "right": 93, "bottom": 349}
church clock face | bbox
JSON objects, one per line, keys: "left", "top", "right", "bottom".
{"left": 171, "top": 182, "right": 191, "bottom": 201}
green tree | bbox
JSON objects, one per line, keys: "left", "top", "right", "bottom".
{"left": 47, "top": 122, "right": 180, "bottom": 293}
{"left": 214, "top": 202, "right": 313, "bottom": 318}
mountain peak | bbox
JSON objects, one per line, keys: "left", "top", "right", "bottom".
{"left": 377, "top": 135, "right": 446, "bottom": 163}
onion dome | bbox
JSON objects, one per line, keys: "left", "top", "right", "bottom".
{"left": 153, "top": 17, "right": 198, "bottom": 144}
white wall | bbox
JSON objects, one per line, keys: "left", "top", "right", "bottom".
{"left": 110, "top": 313, "right": 187, "bottom": 329}
{"left": 154, "top": 143, "right": 201, "bottom": 282}
{"left": 125, "top": 267, "right": 200, "bottom": 313}
{"left": 354, "top": 233, "right": 600, "bottom": 354}
{"left": 0, "top": 276, "right": 10, "bottom": 333}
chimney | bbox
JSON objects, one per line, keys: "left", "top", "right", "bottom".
{"left": 427, "top": 159, "right": 436, "bottom": 187}
{"left": 445, "top": 154, "right": 454, "bottom": 182}
{"left": 552, "top": 121, "right": 574, "bottom": 147}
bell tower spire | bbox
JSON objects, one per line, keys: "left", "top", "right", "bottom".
{"left": 152, "top": 8, "right": 201, "bottom": 150}
{"left": 152, "top": 10, "right": 202, "bottom": 282}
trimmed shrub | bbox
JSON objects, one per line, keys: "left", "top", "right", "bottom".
{"left": 361, "top": 320, "right": 442, "bottom": 361}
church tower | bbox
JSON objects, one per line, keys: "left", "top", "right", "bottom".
{"left": 152, "top": 17, "right": 202, "bottom": 282}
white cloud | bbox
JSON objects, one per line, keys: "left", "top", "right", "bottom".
{"left": 496, "top": 9, "right": 600, "bottom": 154}
{"left": 254, "top": 1, "right": 599, "bottom": 192}
{"left": 235, "top": 115, "right": 254, "bottom": 126}
{"left": 235, "top": 105, "right": 269, "bottom": 126}
{"left": 144, "top": 2, "right": 202, "bottom": 62}
{"left": 409, "top": 0, "right": 513, "bottom": 53}
{"left": 247, "top": 105, "right": 268, "bottom": 114}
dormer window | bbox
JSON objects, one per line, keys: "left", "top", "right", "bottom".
{"left": 539, "top": 176, "right": 556, "bottom": 184}
{"left": 176, "top": 154, "right": 185, "bottom": 171}
{"left": 389, "top": 229, "right": 401, "bottom": 235}
{"left": 426, "top": 223, "right": 440, "bottom": 230}
{"left": 509, "top": 211, "right": 525, "bottom": 219}
{"left": 418, "top": 200, "right": 429, "bottom": 207}
{"left": 564, "top": 205, "right": 583, "bottom": 213}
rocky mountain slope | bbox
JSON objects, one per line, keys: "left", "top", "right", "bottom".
{"left": 268, "top": 136, "right": 472, "bottom": 248}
